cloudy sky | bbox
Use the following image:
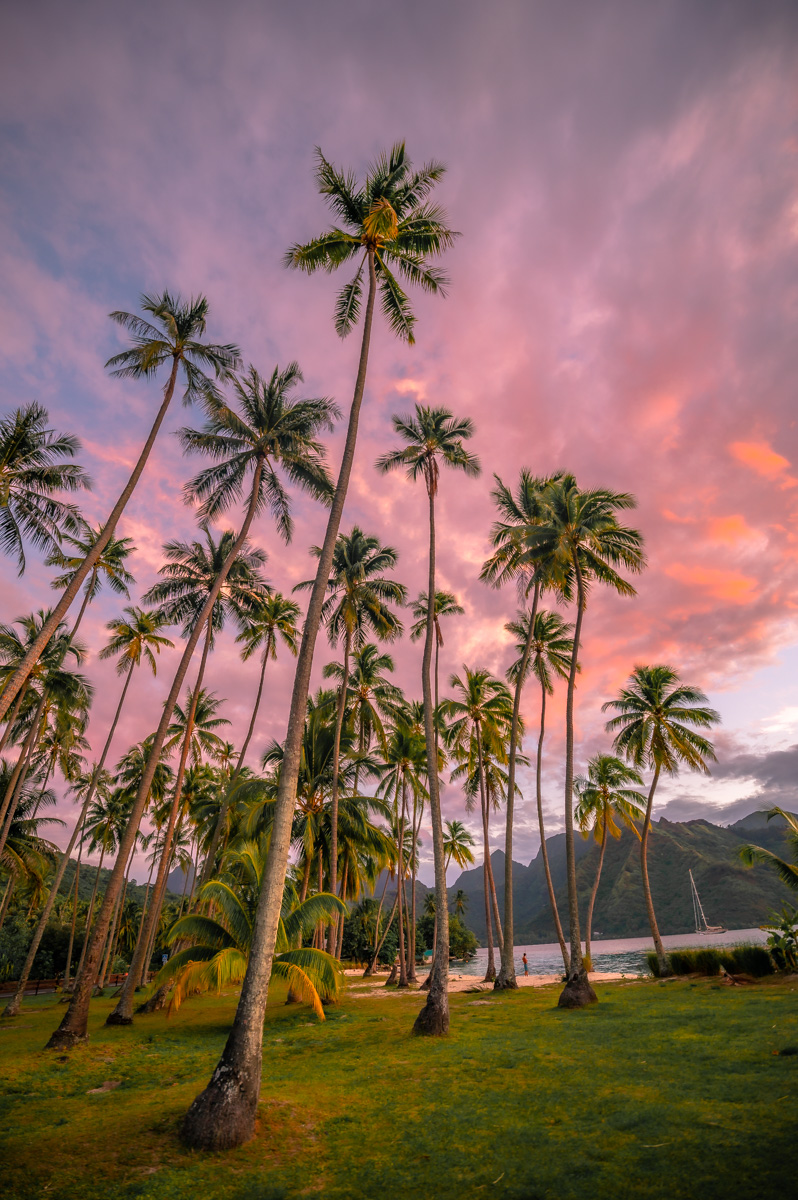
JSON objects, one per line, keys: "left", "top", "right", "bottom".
{"left": 2, "top": 0, "right": 797, "bottom": 883}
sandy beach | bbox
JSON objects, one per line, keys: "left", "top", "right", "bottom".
{"left": 342, "top": 968, "right": 632, "bottom": 995}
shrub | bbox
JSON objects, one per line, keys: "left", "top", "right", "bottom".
{"left": 646, "top": 944, "right": 774, "bottom": 978}
{"left": 719, "top": 945, "right": 774, "bottom": 977}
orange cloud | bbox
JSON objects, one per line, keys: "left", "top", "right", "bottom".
{"left": 707, "top": 514, "right": 763, "bottom": 549}
{"left": 665, "top": 563, "right": 759, "bottom": 604}
{"left": 730, "top": 440, "right": 797, "bottom": 487}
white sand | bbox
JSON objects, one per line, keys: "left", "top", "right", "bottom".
{"left": 342, "top": 968, "right": 633, "bottom": 997}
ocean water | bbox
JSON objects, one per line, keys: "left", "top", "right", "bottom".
{"left": 453, "top": 927, "right": 770, "bottom": 977}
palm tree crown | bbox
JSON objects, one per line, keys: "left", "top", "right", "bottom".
{"left": 376, "top": 405, "right": 480, "bottom": 497}
{"left": 602, "top": 665, "right": 720, "bottom": 775}
{"left": 284, "top": 143, "right": 457, "bottom": 343}
{"left": 574, "top": 755, "right": 645, "bottom": 840}
{"left": 99, "top": 606, "right": 174, "bottom": 677}
{"left": 47, "top": 522, "right": 135, "bottom": 605}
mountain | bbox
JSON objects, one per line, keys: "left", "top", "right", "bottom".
{"left": 446, "top": 810, "right": 794, "bottom": 944}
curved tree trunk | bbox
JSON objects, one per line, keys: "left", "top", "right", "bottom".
{"left": 535, "top": 684, "right": 569, "bottom": 972}
{"left": 45, "top": 457, "right": 265, "bottom": 1051}
{"left": 74, "top": 845, "right": 106, "bottom": 983}
{"left": 395, "top": 778, "right": 409, "bottom": 987}
{"left": 63, "top": 839, "right": 83, "bottom": 990}
{"left": 478, "top": 739, "right": 496, "bottom": 982}
{"left": 558, "top": 556, "right": 596, "bottom": 1009}
{"left": 0, "top": 359, "right": 182, "bottom": 725}
{"left": 583, "top": 821, "right": 608, "bottom": 966}
{"left": 108, "top": 616, "right": 213, "bottom": 1025}
{"left": 181, "top": 251, "right": 378, "bottom": 1150}
{"left": 640, "top": 764, "right": 669, "bottom": 975}
{"left": 0, "top": 688, "right": 26, "bottom": 755}
{"left": 327, "top": 627, "right": 351, "bottom": 954}
{"left": 407, "top": 790, "right": 422, "bottom": 982}
{"left": 365, "top": 871, "right": 390, "bottom": 974}
{"left": 67, "top": 570, "right": 97, "bottom": 644}
{"left": 0, "top": 692, "right": 48, "bottom": 861}
{"left": 414, "top": 480, "right": 450, "bottom": 1037}
{"left": 496, "top": 580, "right": 539, "bottom": 989}
{"left": 99, "top": 846, "right": 133, "bottom": 990}
{"left": 371, "top": 891, "right": 398, "bottom": 972}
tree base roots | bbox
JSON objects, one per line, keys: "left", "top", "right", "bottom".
{"left": 45, "top": 1028, "right": 88, "bottom": 1050}
{"left": 135, "top": 984, "right": 170, "bottom": 1014}
{"left": 105, "top": 1012, "right": 133, "bottom": 1026}
{"left": 413, "top": 996, "right": 449, "bottom": 1036}
{"left": 2, "top": 1000, "right": 21, "bottom": 1019}
{"left": 493, "top": 973, "right": 519, "bottom": 990}
{"left": 181, "top": 1068, "right": 258, "bottom": 1151}
{"left": 557, "top": 968, "right": 598, "bottom": 1008}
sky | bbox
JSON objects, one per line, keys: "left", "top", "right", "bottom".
{"left": 1, "top": 0, "right": 797, "bottom": 885}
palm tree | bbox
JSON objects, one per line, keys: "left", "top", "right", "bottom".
{"left": 46, "top": 522, "right": 135, "bottom": 639}
{"left": 198, "top": 593, "right": 302, "bottom": 890}
{"left": 444, "top": 668, "right": 514, "bottom": 982}
{"left": 574, "top": 754, "right": 644, "bottom": 964}
{"left": 452, "top": 889, "right": 469, "bottom": 918}
{"left": 481, "top": 469, "right": 564, "bottom": 989}
{"left": 738, "top": 807, "right": 798, "bottom": 892}
{"left": 409, "top": 590, "right": 464, "bottom": 737}
{"left": 73, "top": 786, "right": 132, "bottom": 983}
{"left": 443, "top": 819, "right": 476, "bottom": 874}
{"left": 297, "top": 527, "right": 405, "bottom": 946}
{"left": 0, "top": 293, "right": 240, "bottom": 726}
{"left": 603, "top": 665, "right": 719, "bottom": 977}
{"left": 506, "top": 608, "right": 575, "bottom": 971}
{"left": 529, "top": 475, "right": 645, "bottom": 1007}
{"left": 182, "top": 144, "right": 456, "bottom": 1150}
{"left": 376, "top": 403, "right": 479, "bottom": 1035}
{"left": 0, "top": 401, "right": 91, "bottom": 575}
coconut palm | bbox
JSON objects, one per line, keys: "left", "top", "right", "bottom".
{"left": 481, "top": 469, "right": 565, "bottom": 988}
{"left": 46, "top": 522, "right": 135, "bottom": 639}
{"left": 738, "top": 808, "right": 798, "bottom": 892}
{"left": 376, "top": 403, "right": 480, "bottom": 1035}
{"left": 506, "top": 608, "right": 575, "bottom": 970}
{"left": 443, "top": 819, "right": 476, "bottom": 874}
{"left": 527, "top": 475, "right": 645, "bottom": 1007}
{"left": 0, "top": 401, "right": 91, "bottom": 576}
{"left": 574, "top": 754, "right": 644, "bottom": 963}
{"left": 183, "top": 144, "right": 456, "bottom": 1150}
{"left": 198, "top": 593, "right": 302, "bottom": 891}
{"left": 0, "top": 294, "right": 239, "bottom": 727}
{"left": 603, "top": 665, "right": 719, "bottom": 977}
{"left": 297, "top": 527, "right": 405, "bottom": 950}
{"left": 409, "top": 591, "right": 464, "bottom": 750}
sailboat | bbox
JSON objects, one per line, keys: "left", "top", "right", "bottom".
{"left": 689, "top": 869, "right": 725, "bottom": 934}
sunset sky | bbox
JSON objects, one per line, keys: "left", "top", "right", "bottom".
{"left": 2, "top": 1, "right": 797, "bottom": 884}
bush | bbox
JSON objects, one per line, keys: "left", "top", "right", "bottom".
{"left": 646, "top": 943, "right": 775, "bottom": 978}
{"left": 719, "top": 945, "right": 774, "bottom": 977}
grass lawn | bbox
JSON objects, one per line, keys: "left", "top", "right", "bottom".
{"left": 1, "top": 976, "right": 796, "bottom": 1200}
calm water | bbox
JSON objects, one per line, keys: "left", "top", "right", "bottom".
{"left": 453, "top": 927, "right": 770, "bottom": 977}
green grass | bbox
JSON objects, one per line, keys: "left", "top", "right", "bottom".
{"left": 1, "top": 977, "right": 796, "bottom": 1199}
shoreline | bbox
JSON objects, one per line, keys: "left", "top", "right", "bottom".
{"left": 343, "top": 968, "right": 631, "bottom": 994}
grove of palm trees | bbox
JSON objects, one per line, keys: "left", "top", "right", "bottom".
{"left": 2, "top": 5, "right": 797, "bottom": 1198}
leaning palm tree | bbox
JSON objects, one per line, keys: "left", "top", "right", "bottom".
{"left": 481, "top": 469, "right": 564, "bottom": 989}
{"left": 297, "top": 527, "right": 405, "bottom": 947}
{"left": 506, "top": 608, "right": 575, "bottom": 970}
{"left": 528, "top": 475, "right": 645, "bottom": 1008}
{"left": 0, "top": 293, "right": 240, "bottom": 726}
{"left": 0, "top": 401, "right": 90, "bottom": 576}
{"left": 603, "top": 665, "right": 719, "bottom": 977}
{"left": 198, "top": 593, "right": 302, "bottom": 890}
{"left": 50, "top": 366, "right": 330, "bottom": 1049}
{"left": 574, "top": 754, "right": 644, "bottom": 964}
{"left": 46, "top": 521, "right": 135, "bottom": 639}
{"left": 182, "top": 144, "right": 456, "bottom": 1149}
{"left": 377, "top": 404, "right": 480, "bottom": 1035}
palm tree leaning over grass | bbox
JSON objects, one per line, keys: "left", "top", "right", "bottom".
{"left": 0, "top": 294, "right": 239, "bottom": 727}
{"left": 182, "top": 143, "right": 456, "bottom": 1149}
{"left": 531, "top": 476, "right": 645, "bottom": 1008}
{"left": 198, "top": 593, "right": 301, "bottom": 891}
{"left": 481, "top": 469, "right": 563, "bottom": 989}
{"left": 46, "top": 522, "right": 135, "bottom": 640}
{"left": 506, "top": 608, "right": 574, "bottom": 970}
{"left": 574, "top": 754, "right": 644, "bottom": 966}
{"left": 377, "top": 404, "right": 480, "bottom": 1033}
{"left": 0, "top": 401, "right": 90, "bottom": 577}
{"left": 297, "top": 526, "right": 405, "bottom": 953}
{"left": 603, "top": 665, "right": 719, "bottom": 978}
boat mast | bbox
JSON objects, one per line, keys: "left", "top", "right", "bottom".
{"left": 690, "top": 869, "right": 707, "bottom": 932}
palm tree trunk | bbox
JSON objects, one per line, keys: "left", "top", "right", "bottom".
{"left": 68, "top": 571, "right": 96, "bottom": 643}
{"left": 327, "top": 628, "right": 352, "bottom": 954}
{"left": 198, "top": 634, "right": 273, "bottom": 892}
{"left": 371, "top": 891, "right": 399, "bottom": 972}
{"left": 0, "top": 688, "right": 26, "bottom": 754}
{"left": 75, "top": 845, "right": 106, "bottom": 982}
{"left": 129, "top": 847, "right": 157, "bottom": 987}
{"left": 414, "top": 478, "right": 450, "bottom": 1037}
{"left": 496, "top": 581, "right": 539, "bottom": 989}
{"left": 477, "top": 743, "right": 496, "bottom": 981}
{"left": 0, "top": 358, "right": 182, "bottom": 725}
{"left": 395, "top": 779, "right": 408, "bottom": 987}
{"left": 584, "top": 822, "right": 608, "bottom": 966}
{"left": 47, "top": 457, "right": 266, "bottom": 1051}
{"left": 0, "top": 692, "right": 47, "bottom": 861}
{"left": 181, "top": 253, "right": 379, "bottom": 1149}
{"left": 640, "top": 764, "right": 669, "bottom": 974}
{"left": 99, "top": 847, "right": 133, "bottom": 989}
{"left": 558, "top": 555, "right": 596, "bottom": 1008}
{"left": 407, "top": 792, "right": 422, "bottom": 982}
{"left": 535, "top": 684, "right": 569, "bottom": 971}
{"left": 335, "top": 858, "right": 348, "bottom": 961}
{"left": 63, "top": 840, "right": 83, "bottom": 991}
{"left": 108, "top": 616, "right": 213, "bottom": 1025}
{"left": 365, "top": 870, "right": 390, "bottom": 975}
{"left": 0, "top": 874, "right": 15, "bottom": 929}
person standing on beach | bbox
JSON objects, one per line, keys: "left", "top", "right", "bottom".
{"left": 522, "top": 953, "right": 529, "bottom": 976}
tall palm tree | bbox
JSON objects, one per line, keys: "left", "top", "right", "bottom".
{"left": 603, "top": 665, "right": 719, "bottom": 977}
{"left": 46, "top": 522, "right": 135, "bottom": 639}
{"left": 481, "top": 469, "right": 564, "bottom": 989}
{"left": 529, "top": 475, "right": 645, "bottom": 1007}
{"left": 376, "top": 403, "right": 480, "bottom": 1035}
{"left": 0, "top": 293, "right": 239, "bottom": 725}
{"left": 73, "top": 786, "right": 132, "bottom": 982}
{"left": 183, "top": 144, "right": 456, "bottom": 1150}
{"left": 409, "top": 590, "right": 464, "bottom": 762}
{"left": 297, "top": 527, "right": 405, "bottom": 945}
{"left": 443, "top": 819, "right": 476, "bottom": 874}
{"left": 444, "top": 668, "right": 514, "bottom": 981}
{"left": 506, "top": 608, "right": 575, "bottom": 970}
{"left": 574, "top": 754, "right": 644, "bottom": 963}
{"left": 0, "top": 401, "right": 91, "bottom": 576}
{"left": 198, "top": 593, "right": 301, "bottom": 890}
